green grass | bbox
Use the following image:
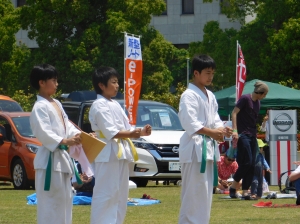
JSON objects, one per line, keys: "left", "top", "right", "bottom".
{"left": 0, "top": 182, "right": 299, "bottom": 224}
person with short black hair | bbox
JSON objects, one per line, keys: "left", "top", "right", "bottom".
{"left": 29, "top": 64, "right": 82, "bottom": 224}
{"left": 178, "top": 55, "right": 232, "bottom": 224}
{"left": 230, "top": 81, "right": 268, "bottom": 200}
{"left": 89, "top": 66, "right": 151, "bottom": 224}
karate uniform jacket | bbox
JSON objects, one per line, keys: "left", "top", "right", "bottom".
{"left": 30, "top": 95, "right": 80, "bottom": 175}
{"left": 178, "top": 83, "right": 223, "bottom": 163}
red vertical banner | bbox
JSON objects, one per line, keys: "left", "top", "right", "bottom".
{"left": 125, "top": 35, "right": 142, "bottom": 126}
{"left": 236, "top": 44, "right": 247, "bottom": 101}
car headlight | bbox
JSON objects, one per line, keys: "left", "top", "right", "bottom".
{"left": 26, "top": 144, "right": 41, "bottom": 153}
{"left": 132, "top": 138, "right": 154, "bottom": 150}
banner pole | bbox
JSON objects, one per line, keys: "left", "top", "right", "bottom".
{"left": 235, "top": 40, "right": 238, "bottom": 102}
{"left": 124, "top": 32, "right": 127, "bottom": 111}
{"left": 187, "top": 58, "right": 189, "bottom": 87}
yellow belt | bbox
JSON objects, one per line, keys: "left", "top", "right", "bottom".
{"left": 98, "top": 131, "right": 139, "bottom": 161}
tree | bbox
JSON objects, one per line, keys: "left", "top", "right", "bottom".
{"left": 188, "top": 21, "right": 238, "bottom": 91}
{"left": 200, "top": 0, "right": 300, "bottom": 88}
{"left": 19, "top": 0, "right": 186, "bottom": 95}
{"left": 0, "top": 0, "right": 31, "bottom": 96}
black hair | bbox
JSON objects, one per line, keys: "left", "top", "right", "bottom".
{"left": 30, "top": 64, "right": 58, "bottom": 90}
{"left": 191, "top": 54, "right": 216, "bottom": 74}
{"left": 92, "top": 67, "right": 120, "bottom": 94}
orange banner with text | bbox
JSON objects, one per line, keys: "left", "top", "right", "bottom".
{"left": 125, "top": 59, "right": 142, "bottom": 125}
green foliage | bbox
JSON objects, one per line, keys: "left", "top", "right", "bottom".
{"left": 11, "top": 90, "right": 35, "bottom": 112}
{"left": 191, "top": 0, "right": 300, "bottom": 90}
{"left": 0, "top": 1, "right": 31, "bottom": 96}
{"left": 188, "top": 21, "right": 238, "bottom": 91}
{"left": 19, "top": 0, "right": 184, "bottom": 95}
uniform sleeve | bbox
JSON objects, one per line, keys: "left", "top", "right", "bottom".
{"left": 30, "top": 103, "right": 63, "bottom": 152}
{"left": 178, "top": 93, "right": 204, "bottom": 136}
{"left": 212, "top": 94, "right": 224, "bottom": 128}
{"left": 89, "top": 101, "right": 119, "bottom": 140}
{"left": 67, "top": 120, "right": 81, "bottom": 138}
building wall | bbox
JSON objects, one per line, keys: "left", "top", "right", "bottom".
{"left": 150, "top": 0, "right": 241, "bottom": 44}
{"left": 11, "top": 0, "right": 39, "bottom": 48}
{"left": 11, "top": 0, "right": 241, "bottom": 48}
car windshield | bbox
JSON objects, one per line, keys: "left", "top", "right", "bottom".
{"left": 80, "top": 102, "right": 184, "bottom": 132}
{"left": 12, "top": 116, "right": 35, "bottom": 138}
{"left": 0, "top": 100, "right": 23, "bottom": 112}
{"left": 121, "top": 103, "right": 183, "bottom": 131}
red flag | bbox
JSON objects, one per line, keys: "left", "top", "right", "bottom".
{"left": 236, "top": 44, "right": 247, "bottom": 101}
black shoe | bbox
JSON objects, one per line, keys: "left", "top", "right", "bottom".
{"left": 242, "top": 195, "right": 257, "bottom": 200}
{"left": 229, "top": 187, "right": 237, "bottom": 198}
{"left": 296, "top": 194, "right": 300, "bottom": 205}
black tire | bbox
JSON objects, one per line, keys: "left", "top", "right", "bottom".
{"left": 11, "top": 159, "right": 30, "bottom": 189}
{"left": 130, "top": 178, "right": 148, "bottom": 187}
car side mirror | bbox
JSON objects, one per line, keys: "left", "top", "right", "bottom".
{"left": 0, "top": 133, "right": 4, "bottom": 145}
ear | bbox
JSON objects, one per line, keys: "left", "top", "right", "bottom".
{"left": 98, "top": 83, "right": 105, "bottom": 91}
{"left": 39, "top": 80, "right": 45, "bottom": 87}
{"left": 194, "top": 70, "right": 199, "bottom": 77}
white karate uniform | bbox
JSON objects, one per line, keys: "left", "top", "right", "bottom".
{"left": 89, "top": 95, "right": 134, "bottom": 224}
{"left": 178, "top": 83, "right": 223, "bottom": 224}
{"left": 30, "top": 95, "right": 80, "bottom": 224}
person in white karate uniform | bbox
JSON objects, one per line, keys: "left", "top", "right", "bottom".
{"left": 178, "top": 55, "right": 232, "bottom": 224}
{"left": 89, "top": 66, "right": 151, "bottom": 224}
{"left": 29, "top": 64, "right": 81, "bottom": 224}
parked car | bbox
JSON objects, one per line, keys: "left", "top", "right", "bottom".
{"left": 62, "top": 99, "right": 184, "bottom": 187}
{"left": 0, "top": 112, "right": 41, "bottom": 189}
{"left": 0, "top": 95, "right": 23, "bottom": 112}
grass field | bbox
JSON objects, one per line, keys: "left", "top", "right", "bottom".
{"left": 0, "top": 181, "right": 299, "bottom": 224}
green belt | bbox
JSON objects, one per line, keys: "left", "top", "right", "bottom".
{"left": 44, "top": 144, "right": 82, "bottom": 191}
{"left": 200, "top": 135, "right": 218, "bottom": 187}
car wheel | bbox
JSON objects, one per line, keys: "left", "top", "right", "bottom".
{"left": 130, "top": 178, "right": 148, "bottom": 187}
{"left": 11, "top": 159, "right": 30, "bottom": 189}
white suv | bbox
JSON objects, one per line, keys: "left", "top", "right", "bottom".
{"left": 62, "top": 97, "right": 184, "bottom": 187}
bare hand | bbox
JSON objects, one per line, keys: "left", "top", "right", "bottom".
{"left": 141, "top": 124, "right": 151, "bottom": 136}
{"left": 223, "top": 127, "right": 233, "bottom": 138}
{"left": 89, "top": 132, "right": 97, "bottom": 138}
{"left": 263, "top": 114, "right": 269, "bottom": 122}
{"left": 67, "top": 134, "right": 81, "bottom": 146}
{"left": 211, "top": 129, "right": 224, "bottom": 142}
{"left": 129, "top": 128, "right": 142, "bottom": 138}
{"left": 293, "top": 161, "right": 300, "bottom": 166}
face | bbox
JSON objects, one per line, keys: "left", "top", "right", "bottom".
{"left": 258, "top": 91, "right": 268, "bottom": 100}
{"left": 225, "top": 156, "right": 235, "bottom": 164}
{"left": 39, "top": 78, "right": 58, "bottom": 96}
{"left": 194, "top": 68, "right": 214, "bottom": 87}
{"left": 99, "top": 77, "right": 119, "bottom": 99}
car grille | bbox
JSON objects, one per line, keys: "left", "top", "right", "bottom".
{"left": 154, "top": 144, "right": 179, "bottom": 157}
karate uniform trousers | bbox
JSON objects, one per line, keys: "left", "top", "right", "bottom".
{"left": 35, "top": 169, "right": 73, "bottom": 224}
{"left": 90, "top": 150, "right": 130, "bottom": 224}
{"left": 179, "top": 150, "right": 214, "bottom": 224}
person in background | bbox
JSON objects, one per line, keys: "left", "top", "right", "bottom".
{"left": 288, "top": 161, "right": 300, "bottom": 205}
{"left": 215, "top": 151, "right": 241, "bottom": 194}
{"left": 260, "top": 109, "right": 271, "bottom": 183}
{"left": 250, "top": 139, "right": 271, "bottom": 199}
{"left": 230, "top": 81, "right": 268, "bottom": 200}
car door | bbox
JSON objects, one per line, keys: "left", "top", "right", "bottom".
{"left": 0, "top": 117, "right": 12, "bottom": 177}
